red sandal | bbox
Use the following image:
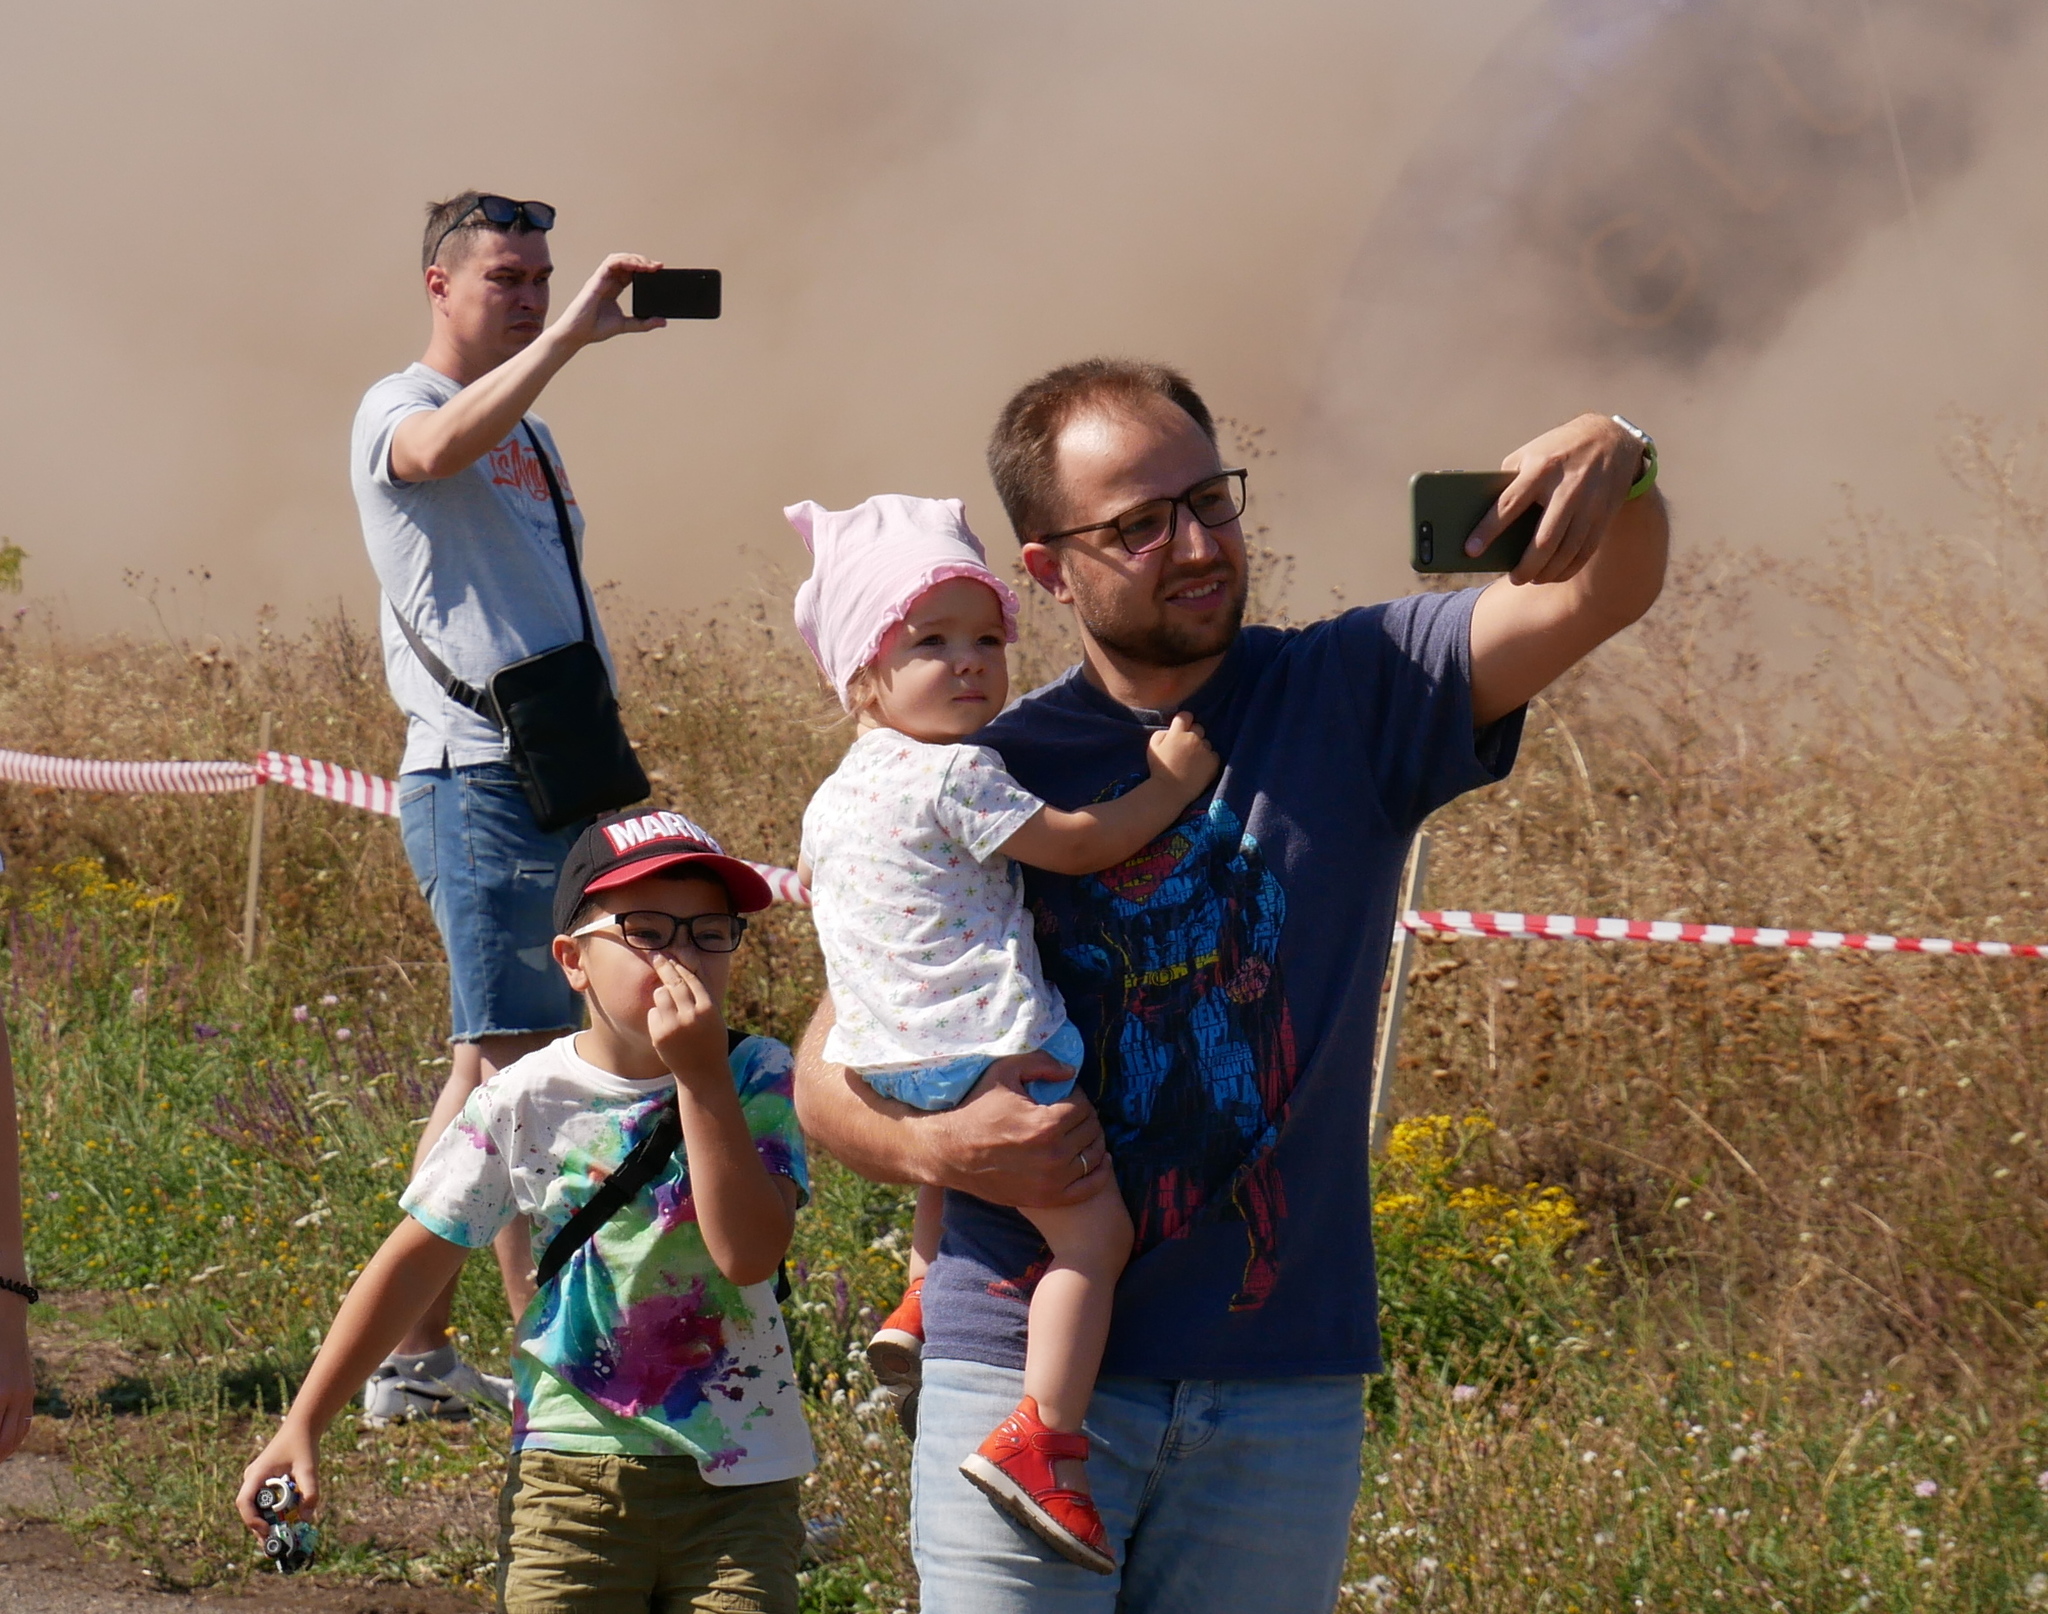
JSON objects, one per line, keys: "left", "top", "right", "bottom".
{"left": 959, "top": 1397, "right": 1115, "bottom": 1575}
{"left": 866, "top": 1276, "right": 924, "bottom": 1388}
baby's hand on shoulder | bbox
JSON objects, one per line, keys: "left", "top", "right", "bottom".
{"left": 1146, "top": 712, "right": 1220, "bottom": 799}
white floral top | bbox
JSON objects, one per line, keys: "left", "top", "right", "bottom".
{"left": 801, "top": 727, "right": 1070, "bottom": 1071}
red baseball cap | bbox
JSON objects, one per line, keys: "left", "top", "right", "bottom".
{"left": 552, "top": 808, "right": 775, "bottom": 933}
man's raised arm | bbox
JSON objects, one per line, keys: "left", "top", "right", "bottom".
{"left": 1466, "top": 412, "right": 1670, "bottom": 726}
{"left": 794, "top": 998, "right": 1108, "bottom": 1208}
{"left": 393, "top": 253, "right": 665, "bottom": 483}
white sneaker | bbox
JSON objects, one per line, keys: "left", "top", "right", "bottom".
{"left": 438, "top": 1355, "right": 514, "bottom": 1412}
{"left": 360, "top": 1346, "right": 510, "bottom": 1426}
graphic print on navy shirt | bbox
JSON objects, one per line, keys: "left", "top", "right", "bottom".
{"left": 1037, "top": 792, "right": 1296, "bottom": 1312}
{"left": 919, "top": 591, "right": 1523, "bottom": 1382}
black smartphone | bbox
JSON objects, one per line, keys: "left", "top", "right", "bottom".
{"left": 631, "top": 268, "right": 722, "bottom": 320}
{"left": 1409, "top": 471, "right": 1542, "bottom": 573}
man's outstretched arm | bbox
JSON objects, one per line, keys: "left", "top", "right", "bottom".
{"left": 794, "top": 998, "right": 1108, "bottom": 1209}
{"left": 1466, "top": 413, "right": 1670, "bottom": 726}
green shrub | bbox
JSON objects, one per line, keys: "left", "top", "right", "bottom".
{"left": 1372, "top": 1111, "right": 1597, "bottom": 1382}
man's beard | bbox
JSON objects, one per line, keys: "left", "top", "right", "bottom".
{"left": 1071, "top": 566, "right": 1248, "bottom": 672}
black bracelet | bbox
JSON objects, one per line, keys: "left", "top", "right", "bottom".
{"left": 0, "top": 1276, "right": 38, "bottom": 1304}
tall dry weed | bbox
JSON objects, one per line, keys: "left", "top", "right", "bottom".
{"left": 2, "top": 423, "right": 2044, "bottom": 1394}
{"left": 1395, "top": 419, "right": 2048, "bottom": 1383}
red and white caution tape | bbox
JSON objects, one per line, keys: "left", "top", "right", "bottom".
{"left": 253, "top": 751, "right": 401, "bottom": 818}
{"left": 0, "top": 742, "right": 817, "bottom": 903}
{"left": 0, "top": 747, "right": 257, "bottom": 796}
{"left": 1404, "top": 909, "right": 2048, "bottom": 960}
{"left": 745, "top": 861, "right": 811, "bottom": 907}
{"left": 24, "top": 743, "right": 2028, "bottom": 944}
{"left": 0, "top": 746, "right": 402, "bottom": 818}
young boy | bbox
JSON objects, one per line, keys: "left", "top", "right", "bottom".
{"left": 237, "top": 809, "right": 813, "bottom": 1612}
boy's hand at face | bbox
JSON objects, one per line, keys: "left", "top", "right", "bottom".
{"left": 647, "top": 951, "right": 729, "bottom": 1086}
{"left": 1146, "top": 711, "right": 1220, "bottom": 802}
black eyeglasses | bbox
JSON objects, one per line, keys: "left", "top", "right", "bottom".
{"left": 428, "top": 195, "right": 557, "bottom": 267}
{"left": 1038, "top": 470, "right": 1249, "bottom": 557}
{"left": 571, "top": 910, "right": 748, "bottom": 955}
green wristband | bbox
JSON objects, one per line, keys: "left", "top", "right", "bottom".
{"left": 1611, "top": 415, "right": 1658, "bottom": 501}
{"left": 1626, "top": 439, "right": 1659, "bottom": 501}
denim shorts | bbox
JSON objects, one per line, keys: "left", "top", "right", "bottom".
{"left": 860, "top": 1021, "right": 1084, "bottom": 1111}
{"left": 398, "top": 763, "right": 585, "bottom": 1042}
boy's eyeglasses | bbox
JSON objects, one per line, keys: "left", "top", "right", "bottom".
{"left": 1038, "top": 469, "right": 1249, "bottom": 557}
{"left": 428, "top": 195, "right": 557, "bottom": 267}
{"left": 572, "top": 910, "right": 748, "bottom": 955}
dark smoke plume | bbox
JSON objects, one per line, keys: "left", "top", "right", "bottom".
{"left": 1310, "top": 0, "right": 2043, "bottom": 510}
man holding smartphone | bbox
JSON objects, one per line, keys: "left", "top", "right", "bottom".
{"left": 795, "top": 358, "right": 1667, "bottom": 1612}
{"left": 348, "top": 192, "right": 666, "bottom": 1421}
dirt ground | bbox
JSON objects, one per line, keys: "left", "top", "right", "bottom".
{"left": 0, "top": 1514, "right": 477, "bottom": 1613}
{"left": 7, "top": 1298, "right": 488, "bottom": 1613}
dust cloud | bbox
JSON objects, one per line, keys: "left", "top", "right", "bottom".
{"left": 1, "top": 0, "right": 2044, "bottom": 656}
{"left": 1303, "top": 0, "right": 2048, "bottom": 594}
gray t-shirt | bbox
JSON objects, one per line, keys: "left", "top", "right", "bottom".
{"left": 352, "top": 363, "right": 614, "bottom": 774}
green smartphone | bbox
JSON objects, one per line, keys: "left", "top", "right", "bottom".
{"left": 1409, "top": 471, "right": 1541, "bottom": 573}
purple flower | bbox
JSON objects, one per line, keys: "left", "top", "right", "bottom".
{"left": 1914, "top": 1479, "right": 1939, "bottom": 1498}
{"left": 335, "top": 1027, "right": 353, "bottom": 1042}
{"left": 1452, "top": 1385, "right": 1481, "bottom": 1403}
{"left": 193, "top": 1023, "right": 219, "bottom": 1040}
{"left": 291, "top": 1005, "right": 310, "bottom": 1023}
{"left": 2037, "top": 1471, "right": 2048, "bottom": 1495}
{"left": 318, "top": 994, "right": 340, "bottom": 1007}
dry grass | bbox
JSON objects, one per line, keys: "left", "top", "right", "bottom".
{"left": 4, "top": 421, "right": 2048, "bottom": 1606}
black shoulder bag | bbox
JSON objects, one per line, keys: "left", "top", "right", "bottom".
{"left": 533, "top": 1030, "right": 791, "bottom": 1301}
{"left": 391, "top": 422, "right": 649, "bottom": 832}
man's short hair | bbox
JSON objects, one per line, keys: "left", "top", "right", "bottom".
{"left": 422, "top": 190, "right": 541, "bottom": 272}
{"left": 986, "top": 358, "right": 1217, "bottom": 540}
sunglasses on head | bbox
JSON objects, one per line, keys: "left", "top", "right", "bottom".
{"left": 428, "top": 195, "right": 556, "bottom": 267}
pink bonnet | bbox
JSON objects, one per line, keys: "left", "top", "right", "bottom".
{"left": 787, "top": 494, "right": 1021, "bottom": 709}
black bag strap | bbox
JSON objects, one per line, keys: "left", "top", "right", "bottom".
{"left": 384, "top": 420, "right": 597, "bottom": 725}
{"left": 519, "top": 421, "right": 596, "bottom": 648}
{"left": 533, "top": 1030, "right": 750, "bottom": 1290}
{"left": 388, "top": 605, "right": 495, "bottom": 721}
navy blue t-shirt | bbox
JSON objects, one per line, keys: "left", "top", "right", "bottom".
{"left": 922, "top": 589, "right": 1523, "bottom": 1380}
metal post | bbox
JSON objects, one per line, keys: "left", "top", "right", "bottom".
{"left": 241, "top": 711, "right": 272, "bottom": 966}
{"left": 1369, "top": 832, "right": 1431, "bottom": 1154}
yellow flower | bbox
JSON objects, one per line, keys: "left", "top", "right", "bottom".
{"left": 1376, "top": 1112, "right": 1585, "bottom": 1259}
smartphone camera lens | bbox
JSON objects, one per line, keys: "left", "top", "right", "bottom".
{"left": 1417, "top": 521, "right": 1434, "bottom": 566}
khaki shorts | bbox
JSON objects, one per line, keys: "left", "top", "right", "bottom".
{"left": 496, "top": 1449, "right": 804, "bottom": 1614}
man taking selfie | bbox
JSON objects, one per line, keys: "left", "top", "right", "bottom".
{"left": 348, "top": 192, "right": 665, "bottom": 1420}
{"left": 796, "top": 358, "right": 1668, "bottom": 1611}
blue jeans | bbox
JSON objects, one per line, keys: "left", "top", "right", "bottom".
{"left": 398, "top": 763, "right": 585, "bottom": 1042}
{"left": 912, "top": 1358, "right": 1363, "bottom": 1614}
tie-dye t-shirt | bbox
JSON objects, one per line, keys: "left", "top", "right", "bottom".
{"left": 400, "top": 1031, "right": 813, "bottom": 1483}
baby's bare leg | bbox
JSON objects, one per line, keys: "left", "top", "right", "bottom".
{"left": 1016, "top": 1175, "right": 1134, "bottom": 1446}
{"left": 909, "top": 1183, "right": 944, "bottom": 1284}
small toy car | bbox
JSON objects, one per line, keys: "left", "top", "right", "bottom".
{"left": 253, "top": 1475, "right": 317, "bottom": 1574}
